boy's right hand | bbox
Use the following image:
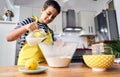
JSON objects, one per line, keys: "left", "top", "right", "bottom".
{"left": 25, "top": 22, "right": 39, "bottom": 32}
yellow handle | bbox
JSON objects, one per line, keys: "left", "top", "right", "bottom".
{"left": 31, "top": 16, "right": 39, "bottom": 22}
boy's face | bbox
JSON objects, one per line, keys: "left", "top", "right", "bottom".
{"left": 40, "top": 6, "right": 59, "bottom": 24}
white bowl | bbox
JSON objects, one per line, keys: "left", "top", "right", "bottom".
{"left": 39, "top": 41, "right": 78, "bottom": 67}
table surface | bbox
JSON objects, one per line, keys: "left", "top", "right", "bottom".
{"left": 0, "top": 63, "right": 120, "bottom": 77}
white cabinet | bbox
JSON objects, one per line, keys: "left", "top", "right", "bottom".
{"left": 79, "top": 11, "right": 96, "bottom": 35}
{"left": 13, "top": 6, "right": 40, "bottom": 21}
{"left": 19, "top": 6, "right": 33, "bottom": 21}
{"left": 48, "top": 12, "right": 62, "bottom": 34}
{"left": 0, "top": 21, "right": 17, "bottom": 66}
{"left": 32, "top": 8, "right": 40, "bottom": 17}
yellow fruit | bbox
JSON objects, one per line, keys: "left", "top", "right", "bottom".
{"left": 25, "top": 58, "right": 38, "bottom": 70}
{"left": 33, "top": 30, "right": 46, "bottom": 38}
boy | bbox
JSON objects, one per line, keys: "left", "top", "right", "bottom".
{"left": 6, "top": 0, "right": 61, "bottom": 65}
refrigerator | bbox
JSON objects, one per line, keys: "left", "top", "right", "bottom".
{"left": 95, "top": 10, "right": 119, "bottom": 41}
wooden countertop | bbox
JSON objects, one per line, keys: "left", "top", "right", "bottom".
{"left": 0, "top": 63, "right": 120, "bottom": 77}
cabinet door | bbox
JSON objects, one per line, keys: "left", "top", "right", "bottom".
{"left": 0, "top": 22, "right": 16, "bottom": 65}
{"left": 13, "top": 6, "right": 40, "bottom": 21}
{"left": 19, "top": 6, "right": 32, "bottom": 21}
{"left": 32, "top": 8, "right": 40, "bottom": 17}
{"left": 79, "top": 11, "right": 96, "bottom": 35}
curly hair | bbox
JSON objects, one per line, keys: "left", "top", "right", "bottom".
{"left": 43, "top": 0, "right": 61, "bottom": 14}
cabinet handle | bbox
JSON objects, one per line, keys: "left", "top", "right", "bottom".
{"left": 89, "top": 26, "right": 90, "bottom": 32}
{"left": 91, "top": 26, "right": 93, "bottom": 33}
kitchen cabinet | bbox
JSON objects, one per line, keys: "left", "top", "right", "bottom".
{"left": 0, "top": 21, "right": 17, "bottom": 66}
{"left": 13, "top": 6, "right": 40, "bottom": 21}
{"left": 32, "top": 8, "right": 40, "bottom": 17}
{"left": 79, "top": 11, "right": 96, "bottom": 35}
{"left": 19, "top": 6, "right": 33, "bottom": 21}
{"left": 48, "top": 12, "right": 63, "bottom": 34}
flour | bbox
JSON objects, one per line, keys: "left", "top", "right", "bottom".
{"left": 46, "top": 57, "right": 71, "bottom": 67}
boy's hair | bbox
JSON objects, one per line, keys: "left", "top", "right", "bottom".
{"left": 43, "top": 0, "right": 61, "bottom": 14}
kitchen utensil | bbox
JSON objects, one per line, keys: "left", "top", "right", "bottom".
{"left": 83, "top": 55, "right": 115, "bottom": 72}
{"left": 26, "top": 29, "right": 48, "bottom": 46}
{"left": 38, "top": 40, "right": 78, "bottom": 67}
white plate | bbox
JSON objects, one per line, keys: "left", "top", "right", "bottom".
{"left": 114, "top": 58, "right": 120, "bottom": 63}
{"left": 18, "top": 66, "right": 47, "bottom": 74}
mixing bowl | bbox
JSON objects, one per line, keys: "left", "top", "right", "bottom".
{"left": 39, "top": 41, "right": 78, "bottom": 67}
{"left": 83, "top": 55, "right": 115, "bottom": 72}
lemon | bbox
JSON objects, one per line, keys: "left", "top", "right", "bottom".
{"left": 25, "top": 58, "right": 38, "bottom": 70}
{"left": 33, "top": 30, "right": 46, "bottom": 38}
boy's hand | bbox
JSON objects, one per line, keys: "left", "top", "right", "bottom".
{"left": 25, "top": 22, "right": 39, "bottom": 31}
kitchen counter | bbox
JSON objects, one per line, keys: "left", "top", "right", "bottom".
{"left": 0, "top": 63, "right": 120, "bottom": 77}
{"left": 0, "top": 22, "right": 17, "bottom": 66}
{"left": 0, "top": 21, "right": 18, "bottom": 24}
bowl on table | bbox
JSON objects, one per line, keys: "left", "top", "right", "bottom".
{"left": 83, "top": 55, "right": 115, "bottom": 72}
{"left": 38, "top": 40, "right": 78, "bottom": 67}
